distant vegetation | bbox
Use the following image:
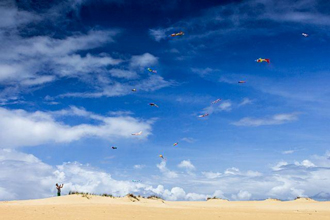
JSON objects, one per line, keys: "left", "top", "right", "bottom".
{"left": 68, "top": 191, "right": 165, "bottom": 201}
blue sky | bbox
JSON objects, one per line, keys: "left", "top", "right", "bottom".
{"left": 0, "top": 0, "right": 330, "bottom": 201}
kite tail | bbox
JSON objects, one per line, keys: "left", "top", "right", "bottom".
{"left": 265, "top": 59, "right": 270, "bottom": 63}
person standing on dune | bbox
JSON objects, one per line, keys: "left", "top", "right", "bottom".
{"left": 56, "top": 183, "right": 64, "bottom": 196}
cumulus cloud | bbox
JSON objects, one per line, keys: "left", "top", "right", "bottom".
{"left": 130, "top": 53, "right": 158, "bottom": 69}
{"left": 157, "top": 161, "right": 178, "bottom": 178}
{"left": 0, "top": 106, "right": 152, "bottom": 148}
{"left": 178, "top": 160, "right": 195, "bottom": 170}
{"left": 1, "top": 148, "right": 330, "bottom": 201}
{"left": 232, "top": 113, "right": 299, "bottom": 127}
{"left": 232, "top": 190, "right": 252, "bottom": 201}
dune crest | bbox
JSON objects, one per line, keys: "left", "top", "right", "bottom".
{"left": 294, "top": 197, "right": 317, "bottom": 202}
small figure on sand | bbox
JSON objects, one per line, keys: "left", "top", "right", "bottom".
{"left": 56, "top": 183, "right": 64, "bottom": 196}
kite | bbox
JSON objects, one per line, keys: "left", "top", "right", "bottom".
{"left": 147, "top": 68, "right": 157, "bottom": 73}
{"left": 132, "top": 131, "right": 142, "bottom": 136}
{"left": 256, "top": 58, "right": 270, "bottom": 63}
{"left": 238, "top": 81, "right": 246, "bottom": 83}
{"left": 149, "top": 103, "right": 159, "bottom": 108}
{"left": 171, "top": 31, "right": 184, "bottom": 37}
{"left": 132, "top": 89, "right": 136, "bottom": 92}
{"left": 198, "top": 113, "right": 209, "bottom": 118}
{"left": 159, "top": 155, "right": 166, "bottom": 160}
{"left": 302, "top": 33, "right": 308, "bottom": 37}
{"left": 173, "top": 142, "right": 178, "bottom": 146}
{"left": 111, "top": 146, "right": 117, "bottom": 149}
{"left": 212, "top": 99, "right": 221, "bottom": 104}
{"left": 132, "top": 180, "right": 141, "bottom": 183}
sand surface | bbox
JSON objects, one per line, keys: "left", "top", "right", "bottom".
{"left": 0, "top": 195, "right": 329, "bottom": 220}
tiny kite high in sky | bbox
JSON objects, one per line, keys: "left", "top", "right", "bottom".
{"left": 238, "top": 81, "right": 246, "bottom": 83}
{"left": 111, "top": 146, "right": 117, "bottom": 149}
{"left": 302, "top": 33, "right": 308, "bottom": 37}
{"left": 159, "top": 155, "right": 166, "bottom": 160}
{"left": 132, "top": 180, "right": 141, "bottom": 183}
{"left": 171, "top": 31, "right": 184, "bottom": 37}
{"left": 198, "top": 113, "right": 209, "bottom": 118}
{"left": 132, "top": 89, "right": 136, "bottom": 92}
{"left": 256, "top": 58, "right": 270, "bottom": 63}
{"left": 211, "top": 99, "right": 221, "bottom": 104}
{"left": 149, "top": 103, "right": 159, "bottom": 108}
{"left": 147, "top": 68, "right": 157, "bottom": 73}
{"left": 132, "top": 131, "right": 142, "bottom": 136}
{"left": 173, "top": 142, "right": 178, "bottom": 146}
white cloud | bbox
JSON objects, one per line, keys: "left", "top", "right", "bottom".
{"left": 133, "top": 165, "right": 145, "bottom": 169}
{"left": 203, "top": 100, "right": 232, "bottom": 115}
{"left": 149, "top": 28, "right": 168, "bottom": 42}
{"left": 224, "top": 167, "right": 240, "bottom": 175}
{"left": 294, "top": 160, "right": 316, "bottom": 168}
{"left": 272, "top": 161, "right": 289, "bottom": 171}
{"left": 191, "top": 68, "right": 216, "bottom": 77}
{"left": 232, "top": 190, "right": 252, "bottom": 201}
{"left": 232, "top": 113, "right": 299, "bottom": 127}
{"left": 20, "top": 76, "right": 56, "bottom": 86}
{"left": 130, "top": 53, "right": 158, "bottom": 69}
{"left": 282, "top": 150, "right": 295, "bottom": 155}
{"left": 202, "top": 171, "right": 222, "bottom": 179}
{"left": 178, "top": 160, "right": 195, "bottom": 170}
{"left": 157, "top": 161, "right": 178, "bottom": 178}
{"left": 60, "top": 75, "right": 173, "bottom": 98}
{"left": 181, "top": 137, "right": 196, "bottom": 143}
{"left": 0, "top": 149, "right": 211, "bottom": 201}
{"left": 0, "top": 106, "right": 152, "bottom": 148}
{"left": 239, "top": 98, "right": 252, "bottom": 106}
{"left": 1, "top": 149, "right": 330, "bottom": 201}
{"left": 109, "top": 69, "right": 138, "bottom": 79}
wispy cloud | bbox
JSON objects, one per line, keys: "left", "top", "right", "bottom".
{"left": 133, "top": 164, "right": 146, "bottom": 169}
{"left": 239, "top": 98, "right": 252, "bottom": 106}
{"left": 191, "top": 67, "right": 218, "bottom": 77}
{"left": 282, "top": 150, "right": 295, "bottom": 155}
{"left": 203, "top": 101, "right": 232, "bottom": 115}
{"left": 181, "top": 137, "right": 196, "bottom": 143}
{"left": 232, "top": 113, "right": 299, "bottom": 127}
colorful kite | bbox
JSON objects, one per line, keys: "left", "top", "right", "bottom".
{"left": 147, "top": 68, "right": 157, "bottom": 73}
{"left": 149, "top": 103, "right": 159, "bottom": 108}
{"left": 132, "top": 180, "right": 141, "bottom": 183}
{"left": 171, "top": 31, "right": 184, "bottom": 37}
{"left": 238, "top": 81, "right": 246, "bottom": 84}
{"left": 256, "top": 58, "right": 270, "bottom": 63}
{"left": 173, "top": 142, "right": 178, "bottom": 146}
{"left": 132, "top": 89, "right": 136, "bottom": 92}
{"left": 198, "top": 113, "right": 209, "bottom": 118}
{"left": 159, "top": 155, "right": 166, "bottom": 160}
{"left": 212, "top": 99, "right": 221, "bottom": 104}
{"left": 111, "top": 146, "right": 117, "bottom": 149}
{"left": 302, "top": 33, "right": 308, "bottom": 37}
{"left": 132, "top": 131, "right": 142, "bottom": 136}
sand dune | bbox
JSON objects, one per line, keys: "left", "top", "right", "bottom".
{"left": 0, "top": 195, "right": 329, "bottom": 220}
